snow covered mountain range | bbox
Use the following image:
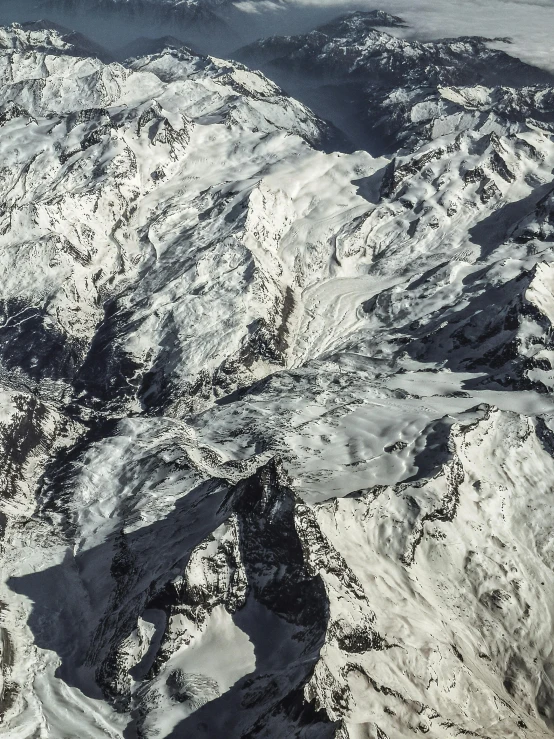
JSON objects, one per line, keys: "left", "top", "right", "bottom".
{"left": 0, "top": 11, "right": 554, "bottom": 739}
{"left": 237, "top": 10, "right": 554, "bottom": 153}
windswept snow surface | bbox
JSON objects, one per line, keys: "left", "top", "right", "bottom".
{"left": 0, "top": 16, "right": 554, "bottom": 739}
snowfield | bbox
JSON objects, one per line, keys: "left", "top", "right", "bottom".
{"left": 0, "top": 13, "right": 553, "bottom": 739}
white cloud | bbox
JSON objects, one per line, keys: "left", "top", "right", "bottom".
{"left": 374, "top": 0, "right": 554, "bottom": 72}
{"left": 0, "top": 0, "right": 552, "bottom": 73}
{"left": 234, "top": 0, "right": 554, "bottom": 73}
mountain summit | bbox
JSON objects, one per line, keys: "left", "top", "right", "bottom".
{"left": 237, "top": 10, "right": 553, "bottom": 153}
{"left": 0, "top": 15, "right": 553, "bottom": 739}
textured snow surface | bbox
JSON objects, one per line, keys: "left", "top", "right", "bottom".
{"left": 0, "top": 16, "right": 554, "bottom": 739}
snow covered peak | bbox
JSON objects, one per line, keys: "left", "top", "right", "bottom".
{"left": 0, "top": 17, "right": 554, "bottom": 739}
{"left": 237, "top": 12, "right": 553, "bottom": 154}
{"left": 43, "top": 0, "right": 231, "bottom": 32}
{"left": 316, "top": 9, "right": 408, "bottom": 34}
{"left": 0, "top": 20, "right": 112, "bottom": 60}
{"left": 0, "top": 22, "right": 71, "bottom": 52}
{"left": 239, "top": 13, "right": 551, "bottom": 88}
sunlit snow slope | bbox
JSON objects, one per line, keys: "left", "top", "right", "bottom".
{"left": 0, "top": 15, "right": 554, "bottom": 739}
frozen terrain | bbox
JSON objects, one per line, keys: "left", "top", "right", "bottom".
{"left": 236, "top": 10, "right": 554, "bottom": 152}
{"left": 3, "top": 0, "right": 554, "bottom": 71}
{"left": 0, "top": 11, "right": 553, "bottom": 739}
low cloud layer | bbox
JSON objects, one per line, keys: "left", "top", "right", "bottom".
{"left": 234, "top": 0, "right": 554, "bottom": 72}
{"left": 372, "top": 0, "right": 554, "bottom": 72}
{"left": 0, "top": 0, "right": 552, "bottom": 73}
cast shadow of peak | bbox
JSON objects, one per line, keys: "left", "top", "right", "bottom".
{"left": 156, "top": 597, "right": 334, "bottom": 739}
{"left": 352, "top": 165, "right": 388, "bottom": 205}
{"left": 8, "top": 461, "right": 334, "bottom": 739}
{"left": 469, "top": 180, "right": 554, "bottom": 261}
{"left": 7, "top": 476, "right": 230, "bottom": 698}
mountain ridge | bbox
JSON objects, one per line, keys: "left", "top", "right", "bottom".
{"left": 236, "top": 10, "right": 554, "bottom": 153}
{"left": 0, "top": 16, "right": 553, "bottom": 739}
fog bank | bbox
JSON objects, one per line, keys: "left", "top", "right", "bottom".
{"left": 0, "top": 0, "right": 552, "bottom": 72}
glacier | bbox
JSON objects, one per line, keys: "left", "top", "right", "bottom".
{"left": 0, "top": 10, "right": 553, "bottom": 739}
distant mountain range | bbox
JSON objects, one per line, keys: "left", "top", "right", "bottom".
{"left": 236, "top": 10, "right": 554, "bottom": 152}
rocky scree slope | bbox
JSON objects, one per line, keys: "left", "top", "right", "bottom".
{"left": 0, "top": 18, "right": 554, "bottom": 739}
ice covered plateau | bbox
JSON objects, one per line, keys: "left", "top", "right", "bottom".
{"left": 0, "top": 12, "right": 554, "bottom": 739}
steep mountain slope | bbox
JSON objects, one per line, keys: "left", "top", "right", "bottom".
{"left": 0, "top": 18, "right": 554, "bottom": 739}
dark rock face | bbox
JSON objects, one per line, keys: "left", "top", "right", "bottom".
{"left": 232, "top": 461, "right": 329, "bottom": 630}
{"left": 0, "top": 394, "right": 58, "bottom": 500}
